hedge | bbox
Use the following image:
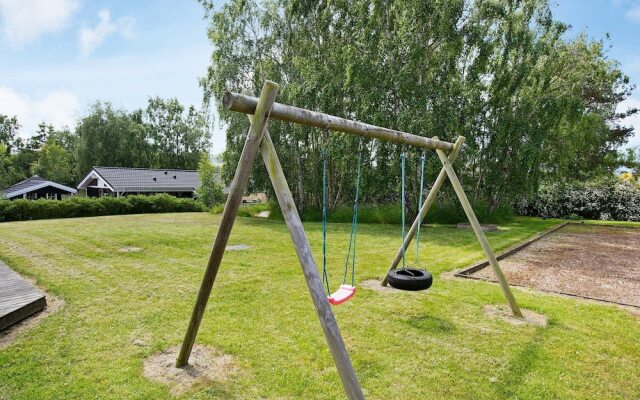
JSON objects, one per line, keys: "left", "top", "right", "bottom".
{"left": 0, "top": 194, "right": 205, "bottom": 222}
{"left": 515, "top": 179, "right": 640, "bottom": 221}
{"left": 244, "top": 201, "right": 513, "bottom": 224}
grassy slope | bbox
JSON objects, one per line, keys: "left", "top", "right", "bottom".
{"left": 0, "top": 214, "right": 638, "bottom": 399}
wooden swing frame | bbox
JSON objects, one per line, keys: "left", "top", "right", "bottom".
{"left": 175, "top": 80, "right": 523, "bottom": 400}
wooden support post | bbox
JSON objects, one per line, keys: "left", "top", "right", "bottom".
{"left": 435, "top": 147, "right": 523, "bottom": 318}
{"left": 381, "top": 136, "right": 465, "bottom": 286}
{"left": 253, "top": 118, "right": 365, "bottom": 399}
{"left": 176, "top": 81, "right": 280, "bottom": 367}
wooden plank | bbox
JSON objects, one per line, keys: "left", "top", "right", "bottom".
{"left": 381, "top": 136, "right": 465, "bottom": 286}
{"left": 435, "top": 148, "right": 524, "bottom": 318}
{"left": 223, "top": 92, "right": 454, "bottom": 151}
{"left": 455, "top": 222, "right": 570, "bottom": 277}
{"left": 0, "top": 297, "right": 46, "bottom": 331}
{"left": 176, "top": 81, "right": 280, "bottom": 367}
{"left": 255, "top": 113, "right": 365, "bottom": 399}
{"left": 0, "top": 261, "right": 46, "bottom": 331}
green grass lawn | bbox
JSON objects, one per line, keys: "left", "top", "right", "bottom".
{"left": 0, "top": 214, "right": 638, "bottom": 399}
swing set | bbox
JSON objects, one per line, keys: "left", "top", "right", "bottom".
{"left": 175, "top": 80, "right": 523, "bottom": 400}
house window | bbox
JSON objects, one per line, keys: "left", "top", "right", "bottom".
{"left": 26, "top": 192, "right": 37, "bottom": 200}
{"left": 46, "top": 193, "right": 58, "bottom": 200}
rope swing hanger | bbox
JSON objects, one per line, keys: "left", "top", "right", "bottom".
{"left": 390, "top": 150, "right": 433, "bottom": 291}
{"left": 321, "top": 128, "right": 363, "bottom": 305}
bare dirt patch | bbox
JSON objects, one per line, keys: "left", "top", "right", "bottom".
{"left": 0, "top": 291, "right": 64, "bottom": 349}
{"left": 484, "top": 305, "right": 548, "bottom": 327}
{"left": 118, "top": 247, "right": 144, "bottom": 253}
{"left": 469, "top": 224, "right": 640, "bottom": 308}
{"left": 143, "top": 345, "right": 236, "bottom": 396}
{"left": 225, "top": 244, "right": 251, "bottom": 251}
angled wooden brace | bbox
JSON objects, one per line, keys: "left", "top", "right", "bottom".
{"left": 176, "top": 80, "right": 280, "bottom": 367}
{"left": 434, "top": 148, "right": 523, "bottom": 318}
{"left": 381, "top": 136, "right": 465, "bottom": 286}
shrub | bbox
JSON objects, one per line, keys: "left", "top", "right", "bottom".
{"left": 515, "top": 179, "right": 640, "bottom": 221}
{"left": 0, "top": 194, "right": 205, "bottom": 222}
{"left": 267, "top": 201, "right": 512, "bottom": 225}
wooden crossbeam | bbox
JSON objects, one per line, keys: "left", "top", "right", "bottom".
{"left": 223, "top": 92, "right": 454, "bottom": 151}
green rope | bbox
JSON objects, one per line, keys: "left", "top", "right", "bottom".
{"left": 342, "top": 139, "right": 363, "bottom": 286}
{"left": 416, "top": 153, "right": 426, "bottom": 264}
{"left": 400, "top": 152, "right": 407, "bottom": 270}
{"left": 321, "top": 147, "right": 330, "bottom": 295}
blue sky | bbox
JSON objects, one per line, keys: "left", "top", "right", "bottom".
{"left": 0, "top": 0, "right": 639, "bottom": 155}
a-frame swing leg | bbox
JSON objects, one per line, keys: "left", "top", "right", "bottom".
{"left": 176, "top": 80, "right": 280, "bottom": 367}
{"left": 434, "top": 148, "right": 524, "bottom": 318}
{"left": 254, "top": 121, "right": 365, "bottom": 400}
{"left": 381, "top": 136, "right": 465, "bottom": 286}
{"left": 177, "top": 80, "right": 364, "bottom": 399}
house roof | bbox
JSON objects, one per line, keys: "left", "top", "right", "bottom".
{"left": 83, "top": 167, "right": 201, "bottom": 193}
{"left": 2, "top": 176, "right": 77, "bottom": 199}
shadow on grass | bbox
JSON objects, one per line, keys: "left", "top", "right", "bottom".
{"left": 405, "top": 314, "right": 457, "bottom": 335}
{"left": 492, "top": 328, "right": 547, "bottom": 399}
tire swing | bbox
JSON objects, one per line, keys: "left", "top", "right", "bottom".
{"left": 320, "top": 137, "right": 363, "bottom": 305}
{"left": 387, "top": 153, "right": 433, "bottom": 291}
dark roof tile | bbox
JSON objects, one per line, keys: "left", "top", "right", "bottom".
{"left": 92, "top": 167, "right": 201, "bottom": 192}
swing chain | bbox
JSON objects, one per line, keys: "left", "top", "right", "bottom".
{"left": 400, "top": 152, "right": 407, "bottom": 270}
{"left": 321, "top": 128, "right": 331, "bottom": 294}
{"left": 416, "top": 152, "right": 426, "bottom": 265}
{"left": 342, "top": 137, "right": 364, "bottom": 286}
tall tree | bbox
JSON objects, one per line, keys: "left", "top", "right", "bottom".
{"left": 145, "top": 97, "right": 211, "bottom": 169}
{"left": 75, "top": 101, "right": 151, "bottom": 178}
{"left": 200, "top": 0, "right": 635, "bottom": 211}
{"left": 30, "top": 143, "right": 74, "bottom": 186}
{"left": 0, "top": 115, "right": 19, "bottom": 153}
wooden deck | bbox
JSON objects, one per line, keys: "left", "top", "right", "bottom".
{"left": 0, "top": 261, "right": 46, "bottom": 331}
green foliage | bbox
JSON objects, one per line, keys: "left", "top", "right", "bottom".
{"left": 75, "top": 102, "right": 152, "bottom": 178}
{"left": 195, "top": 153, "right": 225, "bottom": 207}
{"left": 0, "top": 143, "right": 15, "bottom": 190}
{"left": 30, "top": 143, "right": 74, "bottom": 186}
{"left": 145, "top": 97, "right": 210, "bottom": 170}
{"left": 201, "top": 0, "right": 635, "bottom": 213}
{"left": 0, "top": 114, "right": 19, "bottom": 153}
{"left": 0, "top": 194, "right": 204, "bottom": 222}
{"left": 516, "top": 178, "right": 640, "bottom": 221}
{"left": 267, "top": 201, "right": 512, "bottom": 224}
{"left": 210, "top": 202, "right": 271, "bottom": 217}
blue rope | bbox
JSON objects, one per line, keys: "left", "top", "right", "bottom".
{"left": 343, "top": 139, "right": 363, "bottom": 286}
{"left": 416, "top": 153, "right": 426, "bottom": 264}
{"left": 321, "top": 148, "right": 330, "bottom": 295}
{"left": 400, "top": 153, "right": 406, "bottom": 270}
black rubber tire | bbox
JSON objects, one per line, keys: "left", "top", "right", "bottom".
{"left": 387, "top": 268, "right": 433, "bottom": 291}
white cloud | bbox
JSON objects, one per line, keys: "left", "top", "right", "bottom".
{"left": 617, "top": 96, "right": 640, "bottom": 148}
{"left": 0, "top": 0, "right": 79, "bottom": 46}
{"left": 0, "top": 87, "right": 79, "bottom": 136}
{"left": 78, "top": 9, "right": 134, "bottom": 57}
{"left": 625, "top": 3, "right": 640, "bottom": 21}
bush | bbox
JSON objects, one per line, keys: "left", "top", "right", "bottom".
{"left": 515, "top": 179, "right": 640, "bottom": 221}
{"left": 267, "top": 201, "right": 512, "bottom": 224}
{"left": 0, "top": 194, "right": 205, "bottom": 222}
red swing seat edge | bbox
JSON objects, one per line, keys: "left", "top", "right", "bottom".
{"left": 328, "top": 284, "right": 356, "bottom": 305}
